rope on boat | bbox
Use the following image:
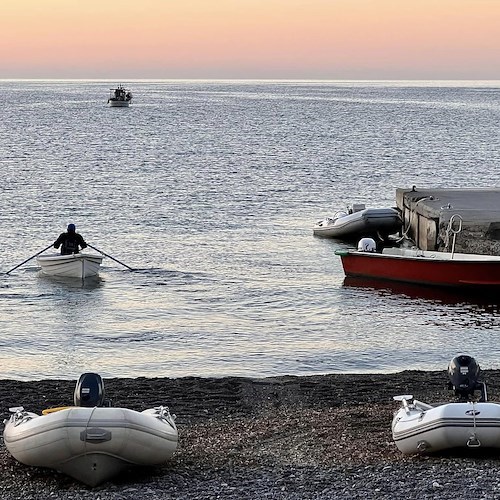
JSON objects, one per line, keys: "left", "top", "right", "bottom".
{"left": 467, "top": 401, "right": 481, "bottom": 448}
{"left": 83, "top": 406, "right": 99, "bottom": 468}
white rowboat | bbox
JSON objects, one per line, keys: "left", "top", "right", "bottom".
{"left": 37, "top": 253, "right": 104, "bottom": 278}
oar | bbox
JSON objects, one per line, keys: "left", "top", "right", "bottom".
{"left": 87, "top": 244, "right": 135, "bottom": 271}
{"left": 5, "top": 244, "right": 54, "bottom": 275}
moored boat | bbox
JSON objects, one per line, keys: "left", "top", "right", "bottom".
{"left": 37, "top": 253, "right": 104, "bottom": 278}
{"left": 392, "top": 355, "right": 500, "bottom": 455}
{"left": 3, "top": 373, "right": 178, "bottom": 486}
{"left": 335, "top": 238, "right": 500, "bottom": 289}
{"left": 313, "top": 206, "right": 401, "bottom": 240}
{"left": 108, "top": 85, "right": 132, "bottom": 107}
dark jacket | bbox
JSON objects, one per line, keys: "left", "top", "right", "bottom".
{"left": 54, "top": 232, "right": 88, "bottom": 255}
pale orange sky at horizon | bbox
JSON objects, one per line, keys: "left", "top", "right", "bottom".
{"left": 1, "top": 0, "right": 500, "bottom": 79}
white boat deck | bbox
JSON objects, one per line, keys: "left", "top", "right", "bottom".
{"left": 381, "top": 247, "right": 500, "bottom": 261}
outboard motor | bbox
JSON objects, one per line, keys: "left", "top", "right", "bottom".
{"left": 448, "top": 355, "right": 487, "bottom": 402}
{"left": 74, "top": 373, "right": 106, "bottom": 407}
{"left": 357, "top": 238, "right": 377, "bottom": 252}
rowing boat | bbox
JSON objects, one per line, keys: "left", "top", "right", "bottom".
{"left": 36, "top": 253, "right": 104, "bottom": 278}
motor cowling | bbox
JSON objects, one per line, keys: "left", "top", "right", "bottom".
{"left": 448, "top": 355, "right": 483, "bottom": 401}
{"left": 74, "top": 373, "right": 105, "bottom": 407}
{"left": 357, "top": 238, "right": 377, "bottom": 252}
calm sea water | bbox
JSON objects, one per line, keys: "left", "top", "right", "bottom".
{"left": 1, "top": 79, "right": 500, "bottom": 381}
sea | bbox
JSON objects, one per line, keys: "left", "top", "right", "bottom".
{"left": 1, "top": 79, "right": 500, "bottom": 382}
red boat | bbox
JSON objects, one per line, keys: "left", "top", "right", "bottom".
{"left": 335, "top": 245, "right": 500, "bottom": 289}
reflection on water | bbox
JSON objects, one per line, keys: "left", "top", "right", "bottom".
{"left": 343, "top": 276, "right": 500, "bottom": 309}
{"left": 1, "top": 81, "right": 500, "bottom": 380}
{"left": 37, "top": 273, "right": 104, "bottom": 291}
{"left": 343, "top": 276, "right": 500, "bottom": 308}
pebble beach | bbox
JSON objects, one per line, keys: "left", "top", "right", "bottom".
{"left": 2, "top": 370, "right": 500, "bottom": 499}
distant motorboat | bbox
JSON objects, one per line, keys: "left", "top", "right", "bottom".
{"left": 108, "top": 85, "right": 132, "bottom": 107}
{"left": 37, "top": 253, "right": 104, "bottom": 278}
{"left": 313, "top": 205, "right": 402, "bottom": 240}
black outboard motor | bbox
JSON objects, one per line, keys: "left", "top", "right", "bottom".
{"left": 74, "top": 373, "right": 106, "bottom": 407}
{"left": 448, "top": 355, "right": 487, "bottom": 402}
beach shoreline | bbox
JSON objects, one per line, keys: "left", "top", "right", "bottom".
{"left": 2, "top": 370, "right": 500, "bottom": 499}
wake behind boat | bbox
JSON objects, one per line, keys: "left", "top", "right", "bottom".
{"left": 335, "top": 238, "right": 500, "bottom": 289}
{"left": 313, "top": 205, "right": 401, "bottom": 240}
{"left": 37, "top": 253, "right": 104, "bottom": 278}
{"left": 3, "top": 373, "right": 178, "bottom": 486}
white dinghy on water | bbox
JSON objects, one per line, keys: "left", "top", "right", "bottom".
{"left": 5, "top": 224, "right": 133, "bottom": 278}
{"left": 392, "top": 355, "right": 500, "bottom": 455}
{"left": 36, "top": 253, "right": 104, "bottom": 278}
{"left": 3, "top": 373, "right": 178, "bottom": 487}
{"left": 36, "top": 222, "right": 103, "bottom": 278}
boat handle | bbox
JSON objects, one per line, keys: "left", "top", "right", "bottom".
{"left": 154, "top": 405, "right": 176, "bottom": 422}
{"left": 80, "top": 428, "right": 112, "bottom": 443}
{"left": 467, "top": 434, "right": 481, "bottom": 448}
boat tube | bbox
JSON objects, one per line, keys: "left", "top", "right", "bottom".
{"left": 392, "top": 355, "right": 500, "bottom": 455}
{"left": 3, "top": 373, "right": 178, "bottom": 486}
{"left": 313, "top": 205, "right": 402, "bottom": 240}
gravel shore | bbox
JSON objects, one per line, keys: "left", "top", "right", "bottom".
{"left": 2, "top": 370, "right": 500, "bottom": 499}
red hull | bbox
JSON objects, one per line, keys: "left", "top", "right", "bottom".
{"left": 339, "top": 252, "right": 500, "bottom": 288}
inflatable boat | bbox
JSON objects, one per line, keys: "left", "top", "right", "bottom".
{"left": 313, "top": 205, "right": 401, "bottom": 240}
{"left": 3, "top": 373, "right": 178, "bottom": 486}
{"left": 392, "top": 355, "right": 500, "bottom": 455}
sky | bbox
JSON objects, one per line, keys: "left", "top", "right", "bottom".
{"left": 1, "top": 0, "right": 500, "bottom": 80}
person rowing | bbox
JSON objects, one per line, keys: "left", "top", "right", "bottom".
{"left": 53, "top": 223, "right": 88, "bottom": 255}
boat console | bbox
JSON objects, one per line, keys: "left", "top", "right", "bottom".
{"left": 74, "top": 372, "right": 107, "bottom": 407}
